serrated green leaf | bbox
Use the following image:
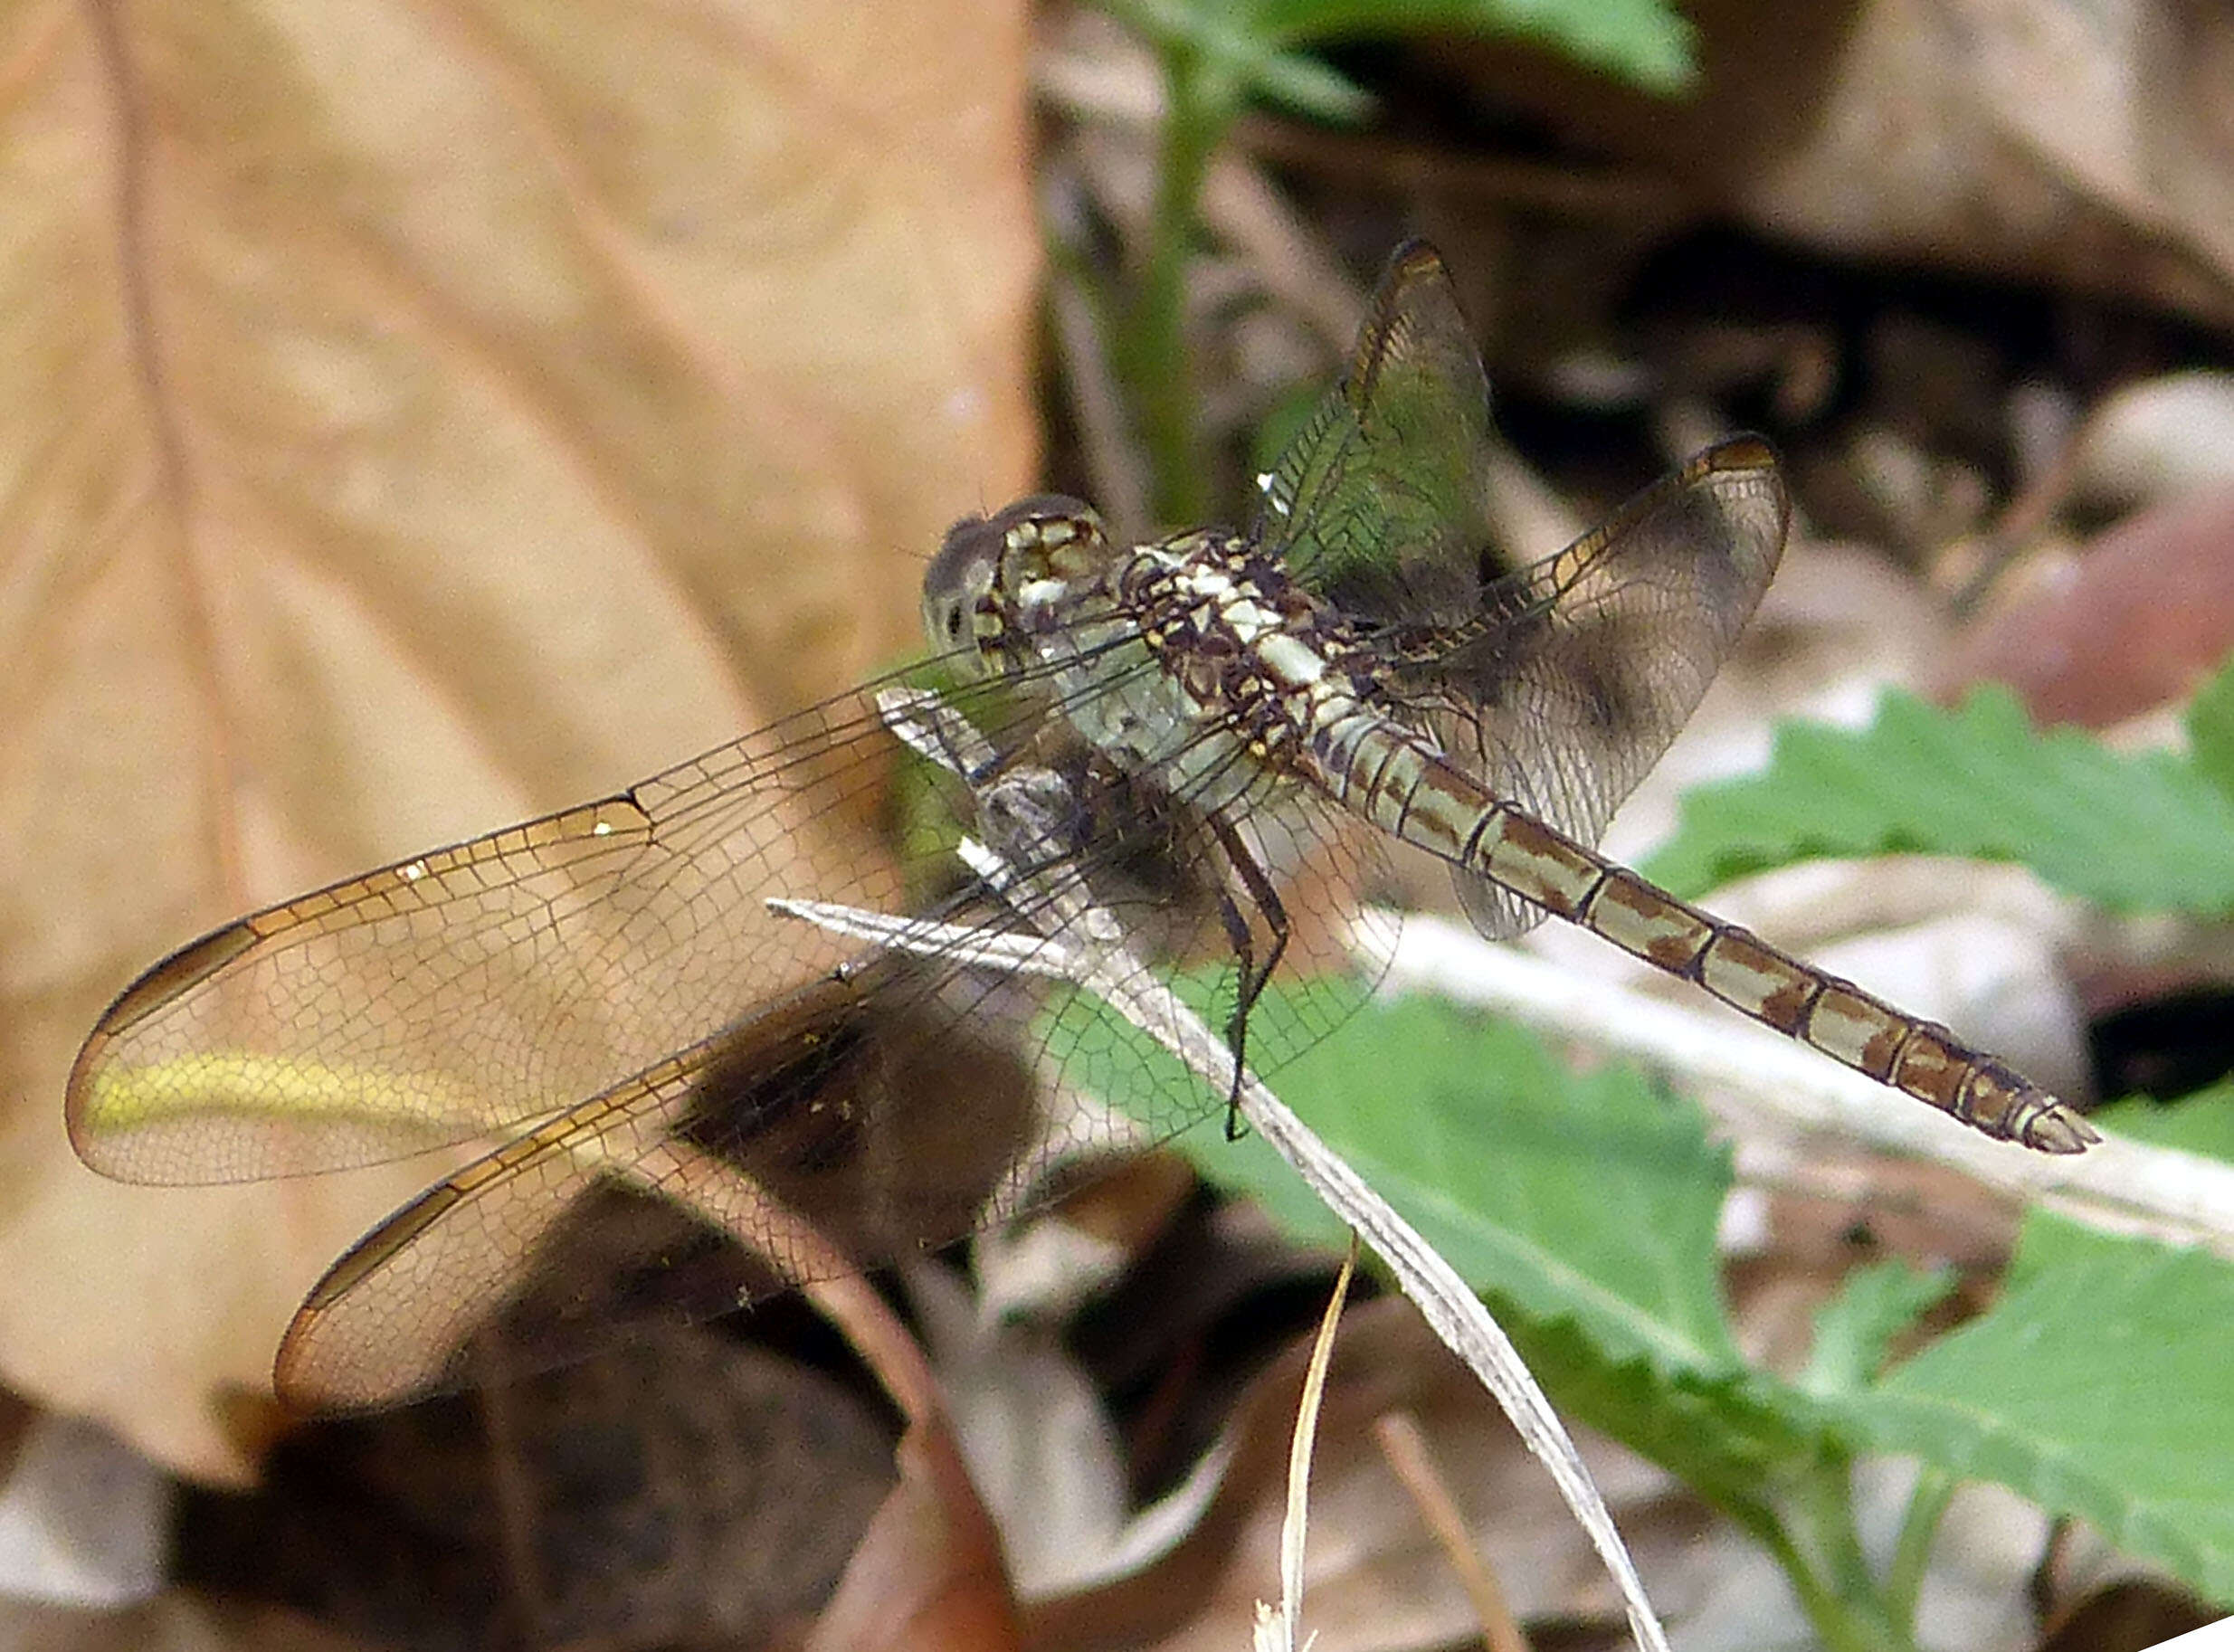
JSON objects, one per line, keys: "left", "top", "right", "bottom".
{"left": 1797, "top": 1260, "right": 1957, "bottom": 1399}
{"left": 1640, "top": 686, "right": 2234, "bottom": 916}
{"left": 1067, "top": 973, "right": 2234, "bottom": 1607}
{"left": 1170, "top": 992, "right": 1743, "bottom": 1380}
{"left": 2091, "top": 1084, "right": 2234, "bottom": 1162}
{"left": 2184, "top": 654, "right": 2234, "bottom": 802}
{"left": 1496, "top": 1316, "right": 1831, "bottom": 1528}
{"left": 1846, "top": 1216, "right": 2234, "bottom": 1605}
{"left": 1163, "top": 996, "right": 1852, "bottom": 1529}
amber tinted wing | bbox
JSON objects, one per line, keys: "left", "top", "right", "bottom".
{"left": 1400, "top": 441, "right": 1791, "bottom": 937}
{"left": 269, "top": 954, "right": 1050, "bottom": 1409}
{"left": 66, "top": 683, "right": 917, "bottom": 1184}
{"left": 1257, "top": 240, "right": 1494, "bottom": 626}
{"left": 1257, "top": 243, "right": 1789, "bottom": 935}
{"left": 65, "top": 658, "right": 1390, "bottom": 1406}
{"left": 65, "top": 661, "right": 1380, "bottom": 1185}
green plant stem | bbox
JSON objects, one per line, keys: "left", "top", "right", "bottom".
{"left": 1128, "top": 42, "right": 1238, "bottom": 527}
{"left": 1762, "top": 1457, "right": 1920, "bottom": 1652}
{"left": 1884, "top": 1467, "right": 1957, "bottom": 1630}
{"left": 1756, "top": 1517, "right": 1868, "bottom": 1652}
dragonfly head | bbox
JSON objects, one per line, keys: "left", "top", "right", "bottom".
{"left": 924, "top": 495, "right": 1107, "bottom": 679}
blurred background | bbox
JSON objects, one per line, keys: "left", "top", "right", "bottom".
{"left": 4, "top": 0, "right": 2233, "bottom": 1647}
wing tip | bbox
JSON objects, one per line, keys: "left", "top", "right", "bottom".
{"left": 1696, "top": 433, "right": 1794, "bottom": 559}
{"left": 66, "top": 921, "right": 263, "bottom": 1173}
{"left": 87, "top": 921, "right": 261, "bottom": 1040}
{"left": 1383, "top": 238, "right": 1449, "bottom": 282}
{"left": 1699, "top": 432, "right": 1782, "bottom": 478}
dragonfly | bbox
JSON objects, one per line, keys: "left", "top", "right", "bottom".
{"left": 67, "top": 242, "right": 2096, "bottom": 1411}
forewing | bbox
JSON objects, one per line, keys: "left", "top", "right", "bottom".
{"left": 65, "top": 679, "right": 932, "bottom": 1184}
{"left": 259, "top": 755, "right": 1393, "bottom": 1410}
{"left": 1255, "top": 242, "right": 1789, "bottom": 939}
{"left": 1391, "top": 439, "right": 1792, "bottom": 936}
{"left": 1257, "top": 242, "right": 1493, "bottom": 623}
{"left": 66, "top": 647, "right": 1395, "bottom": 1405}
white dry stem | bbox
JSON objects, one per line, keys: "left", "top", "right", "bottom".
{"left": 1383, "top": 914, "right": 2234, "bottom": 1259}
{"left": 770, "top": 688, "right": 1676, "bottom": 1652}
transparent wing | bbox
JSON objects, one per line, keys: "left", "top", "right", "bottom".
{"left": 1256, "top": 240, "right": 1494, "bottom": 626}
{"left": 271, "top": 956, "right": 1047, "bottom": 1408}
{"left": 1253, "top": 245, "right": 1789, "bottom": 935}
{"left": 67, "top": 654, "right": 1393, "bottom": 1407}
{"left": 67, "top": 682, "right": 918, "bottom": 1183}
{"left": 67, "top": 233, "right": 1781, "bottom": 1407}
{"left": 1379, "top": 440, "right": 1791, "bottom": 937}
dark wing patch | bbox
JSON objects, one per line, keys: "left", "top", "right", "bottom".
{"left": 1369, "top": 440, "right": 1791, "bottom": 938}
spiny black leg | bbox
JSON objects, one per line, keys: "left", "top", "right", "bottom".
{"left": 1212, "top": 887, "right": 1255, "bottom": 1140}
{"left": 1208, "top": 812, "right": 1291, "bottom": 1140}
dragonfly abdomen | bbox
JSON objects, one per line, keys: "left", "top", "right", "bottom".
{"left": 1308, "top": 712, "right": 2094, "bottom": 1153}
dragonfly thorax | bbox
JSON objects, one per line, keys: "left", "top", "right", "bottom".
{"left": 1111, "top": 531, "right": 1371, "bottom": 770}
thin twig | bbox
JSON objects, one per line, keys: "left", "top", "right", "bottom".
{"left": 1050, "top": 269, "right": 1154, "bottom": 544}
{"left": 1263, "top": 1237, "right": 1358, "bottom": 1651}
{"left": 1374, "top": 1409, "right": 1531, "bottom": 1652}
{"left": 1235, "top": 116, "right": 1692, "bottom": 223}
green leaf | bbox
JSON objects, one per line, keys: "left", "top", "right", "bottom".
{"left": 1174, "top": 992, "right": 1744, "bottom": 1381}
{"left": 1845, "top": 1215, "right": 2234, "bottom": 1605}
{"left": 1103, "top": 0, "right": 1368, "bottom": 120}
{"left": 1107, "top": 0, "right": 1695, "bottom": 109}
{"left": 1235, "top": 47, "right": 1375, "bottom": 122}
{"left": 2185, "top": 654, "right": 2234, "bottom": 802}
{"left": 1797, "top": 1260, "right": 1957, "bottom": 1399}
{"left": 1244, "top": 0, "right": 1697, "bottom": 92}
{"left": 1140, "top": 987, "right": 2234, "bottom": 1610}
{"left": 2091, "top": 1084, "right": 2234, "bottom": 1162}
{"left": 1496, "top": 1316, "right": 1833, "bottom": 1531}
{"left": 1165, "top": 994, "right": 1859, "bottom": 1532}
{"left": 1640, "top": 685, "right": 2234, "bottom": 917}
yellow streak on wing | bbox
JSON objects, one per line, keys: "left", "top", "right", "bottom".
{"left": 77, "top": 1053, "right": 501, "bottom": 1138}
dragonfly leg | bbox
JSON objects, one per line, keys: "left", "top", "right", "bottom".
{"left": 1210, "top": 888, "right": 1255, "bottom": 1139}
{"left": 1207, "top": 812, "right": 1290, "bottom": 1140}
{"left": 963, "top": 742, "right": 1023, "bottom": 791}
{"left": 955, "top": 708, "right": 1040, "bottom": 791}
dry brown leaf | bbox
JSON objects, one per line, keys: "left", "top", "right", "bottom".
{"left": 1022, "top": 1300, "right": 1709, "bottom": 1652}
{"left": 1448, "top": 0, "right": 2234, "bottom": 328}
{"left": 808, "top": 1420, "right": 1022, "bottom": 1652}
{"left": 0, "top": 0, "right": 1038, "bottom": 1479}
{"left": 1938, "top": 486, "right": 2234, "bottom": 726}
{"left": 171, "top": 1326, "right": 896, "bottom": 1646}
{"left": 0, "top": 1594, "right": 378, "bottom": 1652}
